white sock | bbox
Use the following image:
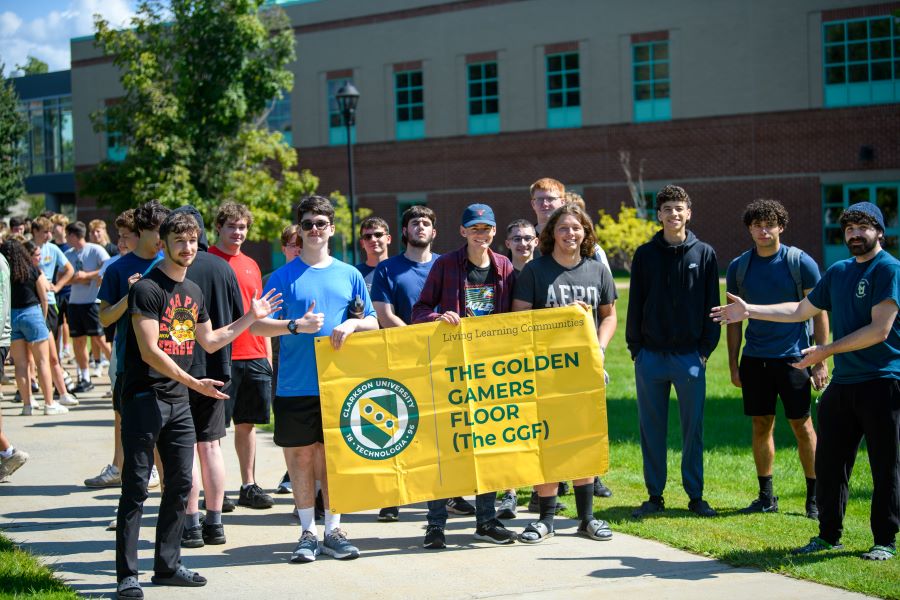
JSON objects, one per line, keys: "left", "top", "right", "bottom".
{"left": 79, "top": 368, "right": 90, "bottom": 382}
{"left": 297, "top": 507, "right": 316, "bottom": 538}
{"left": 324, "top": 509, "right": 340, "bottom": 535}
{"left": 0, "top": 447, "right": 13, "bottom": 459}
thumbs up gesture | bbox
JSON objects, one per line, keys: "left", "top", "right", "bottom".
{"left": 292, "top": 300, "right": 325, "bottom": 334}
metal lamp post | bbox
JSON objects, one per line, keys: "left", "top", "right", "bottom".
{"left": 336, "top": 82, "right": 360, "bottom": 263}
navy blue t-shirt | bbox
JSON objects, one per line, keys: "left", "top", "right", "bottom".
{"left": 370, "top": 253, "right": 440, "bottom": 325}
{"left": 806, "top": 250, "right": 900, "bottom": 383}
{"left": 725, "top": 245, "right": 821, "bottom": 358}
{"left": 355, "top": 263, "right": 376, "bottom": 292}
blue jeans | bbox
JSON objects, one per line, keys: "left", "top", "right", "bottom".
{"left": 11, "top": 305, "right": 49, "bottom": 343}
{"left": 634, "top": 349, "right": 706, "bottom": 500}
{"left": 426, "top": 493, "right": 496, "bottom": 527}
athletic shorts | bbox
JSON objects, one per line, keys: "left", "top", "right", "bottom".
{"left": 57, "top": 296, "right": 69, "bottom": 323}
{"left": 225, "top": 358, "right": 273, "bottom": 427}
{"left": 188, "top": 389, "right": 227, "bottom": 442}
{"left": 45, "top": 304, "right": 60, "bottom": 341}
{"left": 112, "top": 374, "right": 125, "bottom": 413}
{"left": 11, "top": 305, "right": 50, "bottom": 343}
{"left": 739, "top": 356, "right": 812, "bottom": 420}
{"left": 66, "top": 303, "right": 103, "bottom": 338}
{"left": 273, "top": 395, "right": 323, "bottom": 448}
{"left": 104, "top": 324, "right": 116, "bottom": 344}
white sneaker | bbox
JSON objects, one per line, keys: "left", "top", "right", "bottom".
{"left": 85, "top": 464, "right": 121, "bottom": 488}
{"left": 92, "top": 365, "right": 102, "bottom": 379}
{"left": 20, "top": 405, "right": 34, "bottom": 416}
{"left": 44, "top": 403, "right": 69, "bottom": 415}
{"left": 0, "top": 448, "right": 29, "bottom": 481}
{"left": 100, "top": 358, "right": 110, "bottom": 369}
{"left": 148, "top": 465, "right": 160, "bottom": 489}
{"left": 58, "top": 394, "right": 79, "bottom": 407}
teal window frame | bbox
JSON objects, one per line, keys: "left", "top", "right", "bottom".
{"left": 822, "top": 182, "right": 900, "bottom": 266}
{"left": 546, "top": 51, "right": 581, "bottom": 129}
{"left": 395, "top": 70, "right": 425, "bottom": 140}
{"left": 328, "top": 78, "right": 356, "bottom": 146}
{"left": 266, "top": 92, "right": 293, "bottom": 147}
{"left": 467, "top": 61, "right": 499, "bottom": 135}
{"left": 823, "top": 15, "right": 900, "bottom": 107}
{"left": 105, "top": 111, "right": 126, "bottom": 162}
{"left": 633, "top": 41, "right": 671, "bottom": 122}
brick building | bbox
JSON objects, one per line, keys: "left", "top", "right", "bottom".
{"left": 69, "top": 0, "right": 900, "bottom": 271}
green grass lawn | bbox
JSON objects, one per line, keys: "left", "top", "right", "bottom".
{"left": 0, "top": 533, "right": 76, "bottom": 600}
{"left": 261, "top": 281, "right": 898, "bottom": 597}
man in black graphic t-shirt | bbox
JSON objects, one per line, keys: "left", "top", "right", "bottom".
{"left": 115, "top": 212, "right": 281, "bottom": 599}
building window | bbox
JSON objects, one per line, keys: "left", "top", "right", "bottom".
{"left": 546, "top": 51, "right": 581, "bottom": 129}
{"left": 395, "top": 70, "right": 424, "bottom": 140}
{"left": 17, "top": 96, "right": 74, "bottom": 175}
{"left": 822, "top": 182, "right": 900, "bottom": 265}
{"left": 106, "top": 112, "right": 126, "bottom": 162}
{"left": 633, "top": 41, "right": 671, "bottom": 122}
{"left": 266, "top": 92, "right": 292, "bottom": 147}
{"left": 328, "top": 77, "right": 356, "bottom": 146}
{"left": 823, "top": 15, "right": 900, "bottom": 107}
{"left": 468, "top": 61, "right": 499, "bottom": 135}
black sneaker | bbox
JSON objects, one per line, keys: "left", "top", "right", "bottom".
{"left": 72, "top": 379, "right": 94, "bottom": 394}
{"left": 593, "top": 477, "right": 612, "bottom": 498}
{"left": 275, "top": 472, "right": 291, "bottom": 494}
{"left": 181, "top": 525, "right": 204, "bottom": 548}
{"left": 377, "top": 506, "right": 399, "bottom": 522}
{"left": 557, "top": 481, "right": 570, "bottom": 496}
{"left": 201, "top": 495, "right": 236, "bottom": 513}
{"left": 739, "top": 495, "right": 778, "bottom": 514}
{"left": 446, "top": 496, "right": 476, "bottom": 515}
{"left": 473, "top": 519, "right": 516, "bottom": 545}
{"left": 239, "top": 483, "right": 274, "bottom": 509}
{"left": 315, "top": 489, "right": 325, "bottom": 520}
{"left": 688, "top": 498, "right": 717, "bottom": 517}
{"left": 423, "top": 525, "right": 446, "bottom": 549}
{"left": 792, "top": 536, "right": 843, "bottom": 555}
{"left": 202, "top": 523, "right": 226, "bottom": 545}
{"left": 12, "top": 390, "right": 22, "bottom": 403}
{"left": 527, "top": 491, "right": 567, "bottom": 514}
{"left": 805, "top": 498, "right": 819, "bottom": 520}
{"left": 631, "top": 496, "right": 665, "bottom": 518}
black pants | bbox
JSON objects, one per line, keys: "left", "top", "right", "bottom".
{"left": 116, "top": 392, "right": 196, "bottom": 581}
{"left": 816, "top": 379, "right": 900, "bottom": 547}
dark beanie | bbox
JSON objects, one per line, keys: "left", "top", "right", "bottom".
{"left": 844, "top": 202, "right": 886, "bottom": 231}
{"left": 171, "top": 205, "right": 209, "bottom": 250}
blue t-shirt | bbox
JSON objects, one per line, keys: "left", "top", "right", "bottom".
{"left": 355, "top": 262, "right": 376, "bottom": 292}
{"left": 725, "top": 245, "right": 821, "bottom": 358}
{"left": 806, "top": 250, "right": 900, "bottom": 384}
{"left": 97, "top": 252, "right": 161, "bottom": 375}
{"left": 38, "top": 243, "right": 68, "bottom": 306}
{"left": 370, "top": 253, "right": 440, "bottom": 325}
{"left": 268, "top": 258, "right": 375, "bottom": 396}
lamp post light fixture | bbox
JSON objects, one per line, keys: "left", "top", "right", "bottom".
{"left": 336, "top": 82, "right": 360, "bottom": 263}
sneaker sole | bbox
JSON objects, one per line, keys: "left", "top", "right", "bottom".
{"left": 85, "top": 480, "right": 121, "bottom": 488}
{"left": 446, "top": 508, "right": 475, "bottom": 515}
{"left": 290, "top": 551, "right": 318, "bottom": 563}
{"left": 473, "top": 533, "right": 516, "bottom": 545}
{"left": 321, "top": 547, "right": 359, "bottom": 560}
{"left": 423, "top": 540, "right": 446, "bottom": 550}
{"left": 238, "top": 500, "right": 274, "bottom": 509}
{"left": 496, "top": 510, "right": 516, "bottom": 520}
{"left": 377, "top": 514, "right": 399, "bottom": 522}
{"left": 181, "top": 540, "right": 204, "bottom": 549}
{"left": 202, "top": 536, "right": 226, "bottom": 545}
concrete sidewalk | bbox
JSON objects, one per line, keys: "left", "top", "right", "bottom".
{"left": 0, "top": 374, "right": 871, "bottom": 600}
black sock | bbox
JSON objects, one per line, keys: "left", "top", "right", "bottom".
{"left": 806, "top": 477, "right": 816, "bottom": 503}
{"left": 574, "top": 483, "right": 594, "bottom": 525}
{"left": 538, "top": 495, "right": 557, "bottom": 531}
{"left": 758, "top": 475, "right": 773, "bottom": 499}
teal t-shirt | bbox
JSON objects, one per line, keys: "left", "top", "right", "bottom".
{"left": 806, "top": 250, "right": 900, "bottom": 383}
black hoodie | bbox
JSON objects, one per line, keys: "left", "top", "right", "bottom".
{"left": 626, "top": 230, "right": 720, "bottom": 359}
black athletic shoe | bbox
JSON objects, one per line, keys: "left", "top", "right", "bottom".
{"left": 315, "top": 489, "right": 325, "bottom": 520}
{"left": 275, "top": 472, "right": 291, "bottom": 494}
{"left": 593, "top": 477, "right": 612, "bottom": 498}
{"left": 202, "top": 523, "right": 226, "bottom": 545}
{"left": 557, "top": 481, "right": 570, "bottom": 496}
{"left": 446, "top": 496, "right": 476, "bottom": 515}
{"left": 792, "top": 536, "right": 843, "bottom": 555}
{"left": 423, "top": 525, "right": 446, "bottom": 549}
{"left": 181, "top": 525, "right": 204, "bottom": 549}
{"left": 72, "top": 379, "right": 94, "bottom": 394}
{"left": 377, "top": 506, "right": 399, "bottom": 522}
{"left": 631, "top": 496, "right": 665, "bottom": 518}
{"left": 739, "top": 495, "right": 778, "bottom": 514}
{"left": 239, "top": 483, "right": 275, "bottom": 509}
{"left": 473, "top": 519, "right": 516, "bottom": 545}
{"left": 201, "top": 495, "right": 236, "bottom": 513}
{"left": 688, "top": 498, "right": 717, "bottom": 517}
{"left": 527, "top": 491, "right": 566, "bottom": 514}
{"left": 805, "top": 498, "right": 819, "bottom": 520}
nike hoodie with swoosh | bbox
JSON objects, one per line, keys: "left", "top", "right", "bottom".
{"left": 626, "top": 230, "right": 721, "bottom": 360}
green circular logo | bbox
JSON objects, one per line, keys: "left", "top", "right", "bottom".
{"left": 340, "top": 378, "right": 419, "bottom": 460}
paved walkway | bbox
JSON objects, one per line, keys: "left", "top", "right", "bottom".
{"left": 0, "top": 373, "right": 871, "bottom": 599}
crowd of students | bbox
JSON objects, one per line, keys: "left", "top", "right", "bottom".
{"left": 0, "top": 177, "right": 896, "bottom": 600}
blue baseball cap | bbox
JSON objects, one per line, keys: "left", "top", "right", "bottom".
{"left": 844, "top": 202, "right": 885, "bottom": 231}
{"left": 461, "top": 203, "right": 496, "bottom": 227}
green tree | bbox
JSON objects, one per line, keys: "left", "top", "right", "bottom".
{"left": 595, "top": 204, "right": 658, "bottom": 273}
{"left": 329, "top": 190, "right": 371, "bottom": 261}
{"left": 0, "top": 64, "right": 27, "bottom": 216}
{"left": 16, "top": 56, "right": 49, "bottom": 75}
{"left": 80, "top": 0, "right": 310, "bottom": 241}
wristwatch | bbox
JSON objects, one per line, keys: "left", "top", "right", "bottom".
{"left": 287, "top": 319, "right": 300, "bottom": 335}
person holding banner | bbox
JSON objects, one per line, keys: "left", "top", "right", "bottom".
{"left": 512, "top": 203, "right": 618, "bottom": 543}
{"left": 411, "top": 203, "right": 518, "bottom": 549}
{"left": 250, "top": 195, "right": 378, "bottom": 564}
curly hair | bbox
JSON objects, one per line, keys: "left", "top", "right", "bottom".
{"left": 539, "top": 204, "right": 597, "bottom": 258}
{"left": 742, "top": 199, "right": 789, "bottom": 228}
{"left": 115, "top": 209, "right": 136, "bottom": 233}
{"left": 1, "top": 239, "right": 34, "bottom": 284}
{"left": 134, "top": 200, "right": 170, "bottom": 233}
{"left": 839, "top": 210, "right": 884, "bottom": 233}
{"left": 655, "top": 185, "right": 691, "bottom": 211}
{"left": 160, "top": 212, "right": 200, "bottom": 240}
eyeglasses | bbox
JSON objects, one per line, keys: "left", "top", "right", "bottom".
{"left": 300, "top": 219, "right": 331, "bottom": 231}
{"left": 362, "top": 231, "right": 387, "bottom": 241}
{"left": 533, "top": 196, "right": 561, "bottom": 204}
{"left": 509, "top": 235, "right": 536, "bottom": 243}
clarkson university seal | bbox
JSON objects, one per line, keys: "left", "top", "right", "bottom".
{"left": 340, "top": 378, "right": 419, "bottom": 460}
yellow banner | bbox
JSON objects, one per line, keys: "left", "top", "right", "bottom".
{"left": 315, "top": 305, "right": 608, "bottom": 514}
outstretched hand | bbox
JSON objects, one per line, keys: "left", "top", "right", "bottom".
{"left": 196, "top": 378, "right": 228, "bottom": 400}
{"left": 792, "top": 345, "right": 831, "bottom": 372}
{"left": 710, "top": 292, "right": 750, "bottom": 326}
{"left": 251, "top": 289, "right": 283, "bottom": 319}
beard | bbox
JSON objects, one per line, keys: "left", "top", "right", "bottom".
{"left": 406, "top": 234, "right": 434, "bottom": 249}
{"left": 846, "top": 236, "right": 879, "bottom": 256}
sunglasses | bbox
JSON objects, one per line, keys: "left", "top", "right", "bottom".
{"left": 362, "top": 231, "right": 387, "bottom": 241}
{"left": 300, "top": 219, "right": 331, "bottom": 231}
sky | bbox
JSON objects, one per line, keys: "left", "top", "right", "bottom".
{"left": 0, "top": 0, "right": 136, "bottom": 76}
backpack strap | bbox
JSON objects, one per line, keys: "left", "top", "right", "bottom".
{"left": 733, "top": 249, "right": 753, "bottom": 300}
{"left": 785, "top": 245, "right": 814, "bottom": 344}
